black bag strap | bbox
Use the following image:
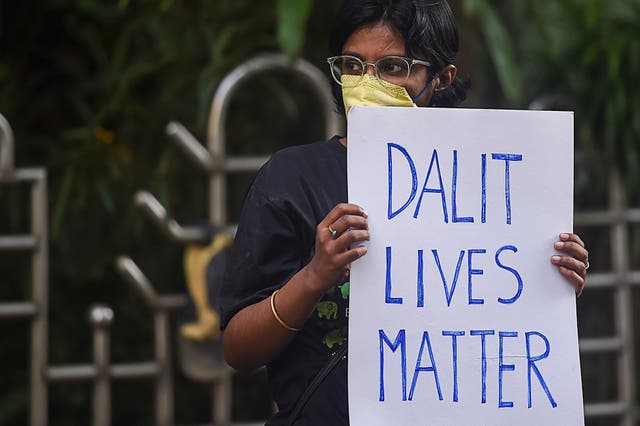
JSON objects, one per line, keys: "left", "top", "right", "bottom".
{"left": 286, "top": 344, "right": 348, "bottom": 426}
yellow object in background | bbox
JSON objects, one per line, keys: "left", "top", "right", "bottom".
{"left": 180, "top": 233, "right": 233, "bottom": 341}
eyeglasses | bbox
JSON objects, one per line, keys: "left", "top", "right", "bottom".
{"left": 327, "top": 55, "right": 431, "bottom": 87}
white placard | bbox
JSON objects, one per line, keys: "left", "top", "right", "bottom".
{"left": 347, "top": 106, "right": 583, "bottom": 426}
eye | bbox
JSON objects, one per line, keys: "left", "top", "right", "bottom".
{"left": 342, "top": 58, "right": 363, "bottom": 74}
{"left": 378, "top": 58, "right": 407, "bottom": 76}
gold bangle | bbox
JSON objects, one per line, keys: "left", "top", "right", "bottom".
{"left": 270, "top": 289, "right": 301, "bottom": 332}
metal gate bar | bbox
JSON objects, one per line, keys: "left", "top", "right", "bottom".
{"left": 1, "top": 115, "right": 184, "bottom": 426}
{"left": 0, "top": 113, "right": 48, "bottom": 426}
{"left": 125, "top": 53, "right": 343, "bottom": 425}
{"left": 205, "top": 54, "right": 343, "bottom": 225}
{"left": 576, "top": 171, "right": 639, "bottom": 424}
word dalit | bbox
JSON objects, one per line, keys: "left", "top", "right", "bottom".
{"left": 387, "top": 143, "right": 523, "bottom": 224}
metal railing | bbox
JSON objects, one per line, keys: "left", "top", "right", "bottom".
{"left": 0, "top": 114, "right": 187, "bottom": 426}
{"left": 0, "top": 113, "right": 48, "bottom": 426}
{"left": 0, "top": 113, "right": 15, "bottom": 178}
{"left": 205, "top": 53, "right": 343, "bottom": 225}
{"left": 0, "top": 56, "right": 338, "bottom": 426}
{"left": 114, "top": 53, "right": 342, "bottom": 425}
{"left": 576, "top": 171, "right": 640, "bottom": 425}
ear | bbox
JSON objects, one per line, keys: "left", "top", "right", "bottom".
{"left": 435, "top": 64, "right": 457, "bottom": 91}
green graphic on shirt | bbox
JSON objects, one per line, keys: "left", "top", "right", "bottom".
{"left": 323, "top": 329, "right": 346, "bottom": 349}
{"left": 339, "top": 281, "right": 350, "bottom": 300}
{"left": 317, "top": 301, "right": 338, "bottom": 319}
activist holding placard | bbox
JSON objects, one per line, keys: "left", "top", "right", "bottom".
{"left": 219, "top": 1, "right": 589, "bottom": 425}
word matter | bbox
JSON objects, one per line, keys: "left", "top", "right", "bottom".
{"left": 378, "top": 328, "right": 557, "bottom": 409}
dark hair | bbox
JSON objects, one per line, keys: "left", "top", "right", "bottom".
{"left": 329, "top": 0, "right": 470, "bottom": 114}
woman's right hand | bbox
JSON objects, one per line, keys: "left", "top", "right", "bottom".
{"left": 305, "top": 203, "right": 370, "bottom": 293}
{"left": 223, "top": 203, "right": 369, "bottom": 370}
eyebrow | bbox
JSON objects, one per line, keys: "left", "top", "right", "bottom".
{"left": 340, "top": 52, "right": 410, "bottom": 60}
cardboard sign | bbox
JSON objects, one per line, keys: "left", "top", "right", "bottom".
{"left": 347, "top": 107, "right": 583, "bottom": 426}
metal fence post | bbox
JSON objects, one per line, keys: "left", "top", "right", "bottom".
{"left": 31, "top": 171, "right": 49, "bottom": 426}
{"left": 155, "top": 310, "right": 173, "bottom": 426}
{"left": 0, "top": 113, "right": 15, "bottom": 178}
{"left": 610, "top": 171, "right": 636, "bottom": 426}
{"left": 206, "top": 54, "right": 343, "bottom": 225}
{"left": 90, "top": 306, "right": 114, "bottom": 426}
{"left": 0, "top": 114, "right": 49, "bottom": 426}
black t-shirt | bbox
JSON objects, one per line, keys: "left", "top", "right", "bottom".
{"left": 220, "top": 136, "right": 350, "bottom": 425}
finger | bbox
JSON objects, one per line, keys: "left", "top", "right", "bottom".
{"left": 558, "top": 265, "right": 585, "bottom": 296}
{"left": 321, "top": 216, "right": 368, "bottom": 244}
{"left": 331, "top": 214, "right": 369, "bottom": 235}
{"left": 334, "top": 229, "right": 370, "bottom": 252}
{"left": 320, "top": 203, "right": 368, "bottom": 229}
{"left": 554, "top": 240, "right": 589, "bottom": 264}
{"left": 317, "top": 205, "right": 362, "bottom": 243}
{"left": 551, "top": 255, "right": 588, "bottom": 279}
{"left": 559, "top": 232, "right": 585, "bottom": 248}
{"left": 335, "top": 245, "right": 368, "bottom": 265}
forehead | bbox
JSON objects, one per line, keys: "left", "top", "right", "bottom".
{"left": 341, "top": 23, "right": 406, "bottom": 60}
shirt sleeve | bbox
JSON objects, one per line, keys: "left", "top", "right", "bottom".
{"left": 219, "top": 177, "right": 309, "bottom": 329}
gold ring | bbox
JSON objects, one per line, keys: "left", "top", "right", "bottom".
{"left": 328, "top": 225, "right": 338, "bottom": 238}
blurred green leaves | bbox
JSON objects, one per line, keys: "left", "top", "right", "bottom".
{"left": 462, "top": 0, "right": 522, "bottom": 102}
{"left": 458, "top": 0, "right": 639, "bottom": 191}
{"left": 520, "top": 0, "right": 640, "bottom": 191}
{"left": 277, "top": 0, "right": 313, "bottom": 57}
{"left": 0, "top": 1, "right": 320, "bottom": 423}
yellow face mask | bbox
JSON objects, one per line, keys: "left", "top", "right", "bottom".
{"left": 341, "top": 74, "right": 417, "bottom": 116}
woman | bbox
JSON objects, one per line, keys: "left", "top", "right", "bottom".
{"left": 219, "top": 1, "right": 589, "bottom": 425}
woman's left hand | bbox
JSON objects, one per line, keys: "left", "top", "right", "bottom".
{"left": 551, "top": 233, "right": 589, "bottom": 297}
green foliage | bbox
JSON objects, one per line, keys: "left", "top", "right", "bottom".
{"left": 519, "top": 0, "right": 640, "bottom": 192}
{"left": 461, "top": 0, "right": 523, "bottom": 102}
{"left": 0, "top": 0, "right": 325, "bottom": 424}
{"left": 0, "top": 384, "right": 28, "bottom": 425}
{"left": 277, "top": 0, "right": 313, "bottom": 58}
